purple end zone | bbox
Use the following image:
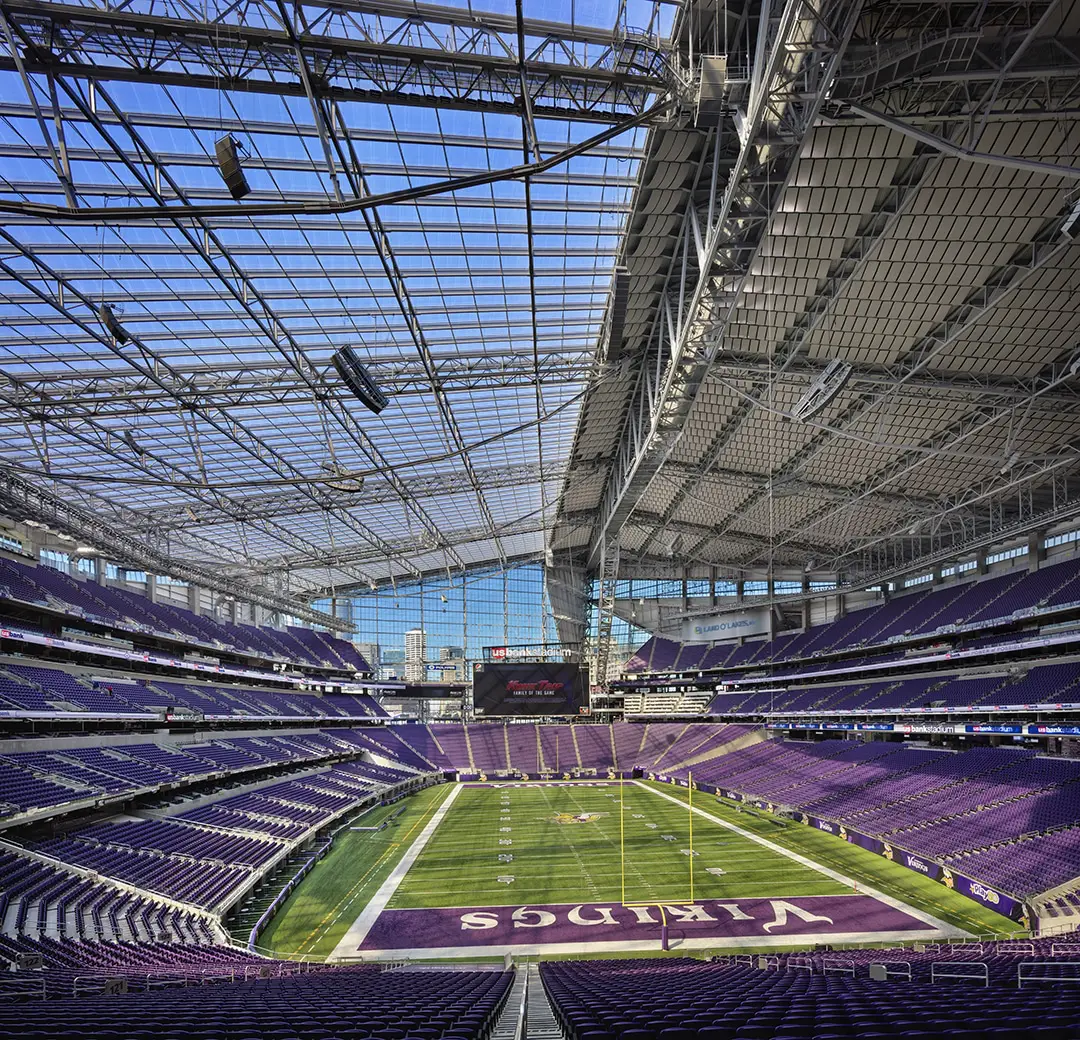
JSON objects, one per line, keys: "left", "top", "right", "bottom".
{"left": 358, "top": 895, "right": 932, "bottom": 952}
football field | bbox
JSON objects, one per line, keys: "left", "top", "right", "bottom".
{"left": 251, "top": 779, "right": 1016, "bottom": 960}
{"left": 387, "top": 781, "right": 847, "bottom": 908}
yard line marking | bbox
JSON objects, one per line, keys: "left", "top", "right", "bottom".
{"left": 328, "top": 782, "right": 463, "bottom": 959}
{"left": 288, "top": 786, "right": 451, "bottom": 956}
{"left": 635, "top": 781, "right": 969, "bottom": 939}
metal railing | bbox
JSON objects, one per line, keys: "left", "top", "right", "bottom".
{"left": 0, "top": 978, "right": 46, "bottom": 1000}
{"left": 822, "top": 958, "right": 856, "bottom": 977}
{"left": 868, "top": 961, "right": 912, "bottom": 981}
{"left": 930, "top": 962, "right": 988, "bottom": 987}
{"left": 1018, "top": 962, "right": 1080, "bottom": 988}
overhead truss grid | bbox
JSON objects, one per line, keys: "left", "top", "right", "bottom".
{"left": 1, "top": 0, "right": 1080, "bottom": 634}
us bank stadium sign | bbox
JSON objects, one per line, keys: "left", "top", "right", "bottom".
{"left": 483, "top": 644, "right": 574, "bottom": 661}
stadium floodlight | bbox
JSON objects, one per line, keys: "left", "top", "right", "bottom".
{"left": 319, "top": 461, "right": 364, "bottom": 493}
{"left": 791, "top": 359, "right": 852, "bottom": 423}
{"left": 605, "top": 265, "right": 630, "bottom": 359}
{"left": 98, "top": 303, "right": 129, "bottom": 344}
{"left": 214, "top": 135, "right": 252, "bottom": 200}
{"left": 123, "top": 429, "right": 147, "bottom": 456}
{"left": 331, "top": 345, "right": 389, "bottom": 414}
{"left": 1062, "top": 190, "right": 1080, "bottom": 239}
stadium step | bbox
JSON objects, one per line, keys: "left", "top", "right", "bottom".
{"left": 569, "top": 727, "right": 583, "bottom": 769}
{"left": 525, "top": 963, "right": 564, "bottom": 1040}
{"left": 489, "top": 965, "right": 527, "bottom": 1040}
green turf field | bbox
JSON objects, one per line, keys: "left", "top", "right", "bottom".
{"left": 389, "top": 782, "right": 847, "bottom": 908}
{"left": 646, "top": 782, "right": 1017, "bottom": 936}
{"left": 258, "top": 784, "right": 452, "bottom": 959}
{"left": 259, "top": 779, "right": 1019, "bottom": 960}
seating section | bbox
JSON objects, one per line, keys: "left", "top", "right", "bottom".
{"left": 174, "top": 760, "right": 414, "bottom": 846}
{"left": 329, "top": 727, "right": 449, "bottom": 772}
{"left": 0, "top": 662, "right": 387, "bottom": 719}
{"left": 28, "top": 756, "right": 418, "bottom": 910}
{"left": 0, "top": 556, "right": 370, "bottom": 673}
{"left": 626, "top": 554, "right": 1080, "bottom": 680}
{"left": 679, "top": 737, "right": 1080, "bottom": 898}
{"left": 540, "top": 955, "right": 1080, "bottom": 1040}
{"left": 704, "top": 662, "right": 1080, "bottom": 717}
{"left": 0, "top": 852, "right": 216, "bottom": 943}
{"left": 402, "top": 722, "right": 754, "bottom": 775}
{"left": 0, "top": 728, "right": 422, "bottom": 819}
{"left": 0, "top": 941, "right": 510, "bottom": 1040}
{"left": 961, "top": 829, "right": 1080, "bottom": 897}
{"left": 466, "top": 724, "right": 508, "bottom": 772}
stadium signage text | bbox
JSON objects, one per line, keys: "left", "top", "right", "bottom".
{"left": 485, "top": 644, "right": 568, "bottom": 660}
{"left": 968, "top": 882, "right": 1000, "bottom": 905}
{"left": 681, "top": 609, "right": 769, "bottom": 643}
{"left": 458, "top": 901, "right": 837, "bottom": 934}
{"left": 357, "top": 895, "right": 934, "bottom": 952}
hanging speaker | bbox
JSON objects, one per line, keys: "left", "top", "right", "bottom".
{"left": 214, "top": 135, "right": 251, "bottom": 200}
{"left": 331, "top": 345, "right": 389, "bottom": 414}
{"left": 99, "top": 303, "right": 129, "bottom": 344}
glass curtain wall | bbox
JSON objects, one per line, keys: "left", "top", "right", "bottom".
{"left": 315, "top": 562, "right": 557, "bottom": 674}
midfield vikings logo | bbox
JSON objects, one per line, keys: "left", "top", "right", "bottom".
{"left": 549, "top": 811, "right": 609, "bottom": 825}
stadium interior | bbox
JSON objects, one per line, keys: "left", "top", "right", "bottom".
{"left": 1, "top": 0, "right": 1080, "bottom": 1035}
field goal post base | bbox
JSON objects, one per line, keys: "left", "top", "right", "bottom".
{"left": 620, "top": 902, "right": 695, "bottom": 952}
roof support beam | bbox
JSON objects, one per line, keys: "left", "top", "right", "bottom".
{"left": 0, "top": 354, "right": 599, "bottom": 424}
{"left": 758, "top": 339, "right": 1080, "bottom": 567}
{"left": 584, "top": 0, "right": 869, "bottom": 569}
{"left": 0, "top": 0, "right": 672, "bottom": 122}
{"left": 847, "top": 102, "right": 1080, "bottom": 181}
{"left": 0, "top": 471, "right": 350, "bottom": 630}
{"left": 707, "top": 356, "right": 1080, "bottom": 407}
{"left": 680, "top": 213, "right": 1078, "bottom": 564}
{"left": 126, "top": 462, "right": 571, "bottom": 532}
{"left": 254, "top": 513, "right": 567, "bottom": 578}
{"left": 0, "top": 101, "right": 646, "bottom": 158}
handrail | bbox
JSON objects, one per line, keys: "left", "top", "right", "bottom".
{"left": 1018, "top": 962, "right": 1080, "bottom": 988}
{"left": 0, "top": 978, "right": 46, "bottom": 1000}
{"left": 514, "top": 965, "right": 528, "bottom": 1040}
{"left": 786, "top": 956, "right": 814, "bottom": 974}
{"left": 821, "top": 958, "right": 856, "bottom": 976}
{"left": 72, "top": 975, "right": 129, "bottom": 997}
{"left": 996, "top": 942, "right": 1035, "bottom": 955}
{"left": 869, "top": 961, "right": 912, "bottom": 981}
{"left": 930, "top": 962, "right": 988, "bottom": 987}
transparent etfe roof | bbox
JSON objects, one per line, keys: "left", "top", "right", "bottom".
{"left": 0, "top": 0, "right": 675, "bottom": 599}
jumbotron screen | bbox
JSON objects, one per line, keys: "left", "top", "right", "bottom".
{"left": 472, "top": 662, "right": 589, "bottom": 716}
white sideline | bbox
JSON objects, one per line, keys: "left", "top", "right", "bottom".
{"left": 635, "top": 780, "right": 969, "bottom": 939}
{"left": 329, "top": 782, "right": 463, "bottom": 959}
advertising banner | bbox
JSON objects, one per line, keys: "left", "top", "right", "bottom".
{"left": 472, "top": 662, "right": 588, "bottom": 716}
{"left": 795, "top": 813, "right": 1024, "bottom": 920}
{"left": 681, "top": 610, "right": 770, "bottom": 643}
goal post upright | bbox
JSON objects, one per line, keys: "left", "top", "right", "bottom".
{"left": 622, "top": 902, "right": 671, "bottom": 951}
{"left": 619, "top": 778, "right": 634, "bottom": 907}
{"left": 688, "top": 771, "right": 694, "bottom": 905}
